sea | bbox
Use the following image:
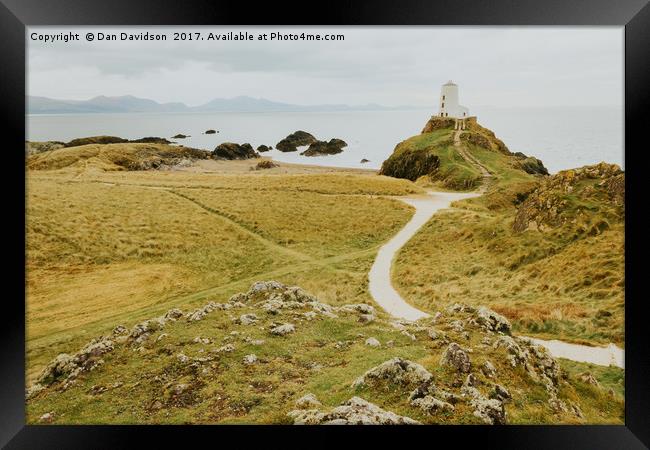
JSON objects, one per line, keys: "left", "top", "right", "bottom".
{"left": 26, "top": 106, "right": 623, "bottom": 174}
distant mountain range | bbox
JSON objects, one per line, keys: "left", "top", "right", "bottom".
{"left": 27, "top": 95, "right": 422, "bottom": 114}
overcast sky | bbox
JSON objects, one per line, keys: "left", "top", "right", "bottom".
{"left": 27, "top": 27, "right": 623, "bottom": 108}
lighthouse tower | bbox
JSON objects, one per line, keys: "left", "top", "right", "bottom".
{"left": 438, "top": 80, "right": 469, "bottom": 119}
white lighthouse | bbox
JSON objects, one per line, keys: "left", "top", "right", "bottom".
{"left": 438, "top": 80, "right": 469, "bottom": 119}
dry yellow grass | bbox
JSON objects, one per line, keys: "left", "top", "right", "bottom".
{"left": 26, "top": 166, "right": 416, "bottom": 382}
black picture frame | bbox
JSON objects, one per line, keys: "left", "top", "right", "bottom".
{"left": 1, "top": 0, "right": 648, "bottom": 448}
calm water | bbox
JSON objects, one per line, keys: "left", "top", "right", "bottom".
{"left": 26, "top": 106, "right": 623, "bottom": 174}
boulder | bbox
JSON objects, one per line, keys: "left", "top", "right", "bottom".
{"left": 352, "top": 357, "right": 433, "bottom": 388}
{"left": 288, "top": 396, "right": 420, "bottom": 425}
{"left": 295, "top": 393, "right": 322, "bottom": 409}
{"left": 212, "top": 142, "right": 259, "bottom": 160}
{"left": 172, "top": 134, "right": 188, "bottom": 139}
{"left": 476, "top": 306, "right": 512, "bottom": 334}
{"left": 440, "top": 343, "right": 471, "bottom": 373}
{"left": 270, "top": 323, "right": 295, "bottom": 336}
{"left": 410, "top": 395, "right": 455, "bottom": 413}
{"left": 300, "top": 138, "right": 347, "bottom": 156}
{"left": 360, "top": 158, "right": 370, "bottom": 164}
{"left": 256, "top": 145, "right": 271, "bottom": 152}
{"left": 254, "top": 160, "right": 279, "bottom": 170}
{"left": 243, "top": 354, "right": 258, "bottom": 365}
{"left": 204, "top": 129, "right": 217, "bottom": 134}
{"left": 275, "top": 131, "right": 317, "bottom": 152}
{"left": 365, "top": 337, "right": 381, "bottom": 347}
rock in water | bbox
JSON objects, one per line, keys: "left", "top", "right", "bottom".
{"left": 212, "top": 142, "right": 260, "bottom": 160}
{"left": 256, "top": 145, "right": 272, "bottom": 152}
{"left": 204, "top": 129, "right": 217, "bottom": 134}
{"left": 300, "top": 138, "right": 347, "bottom": 156}
{"left": 172, "top": 134, "right": 188, "bottom": 139}
{"left": 275, "top": 131, "right": 317, "bottom": 152}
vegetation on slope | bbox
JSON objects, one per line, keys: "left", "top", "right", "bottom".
{"left": 394, "top": 163, "right": 624, "bottom": 346}
{"left": 27, "top": 142, "right": 210, "bottom": 171}
{"left": 26, "top": 282, "right": 623, "bottom": 425}
{"left": 27, "top": 156, "right": 419, "bottom": 384}
{"left": 379, "top": 117, "right": 547, "bottom": 190}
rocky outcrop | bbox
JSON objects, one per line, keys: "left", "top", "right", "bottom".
{"left": 513, "top": 152, "right": 549, "bottom": 175}
{"left": 254, "top": 160, "right": 279, "bottom": 170}
{"left": 288, "top": 396, "right": 420, "bottom": 425}
{"left": 129, "top": 137, "right": 172, "bottom": 144}
{"left": 439, "top": 343, "right": 471, "bottom": 373}
{"left": 25, "top": 141, "right": 65, "bottom": 155}
{"left": 352, "top": 357, "right": 433, "bottom": 388}
{"left": 65, "top": 136, "right": 129, "bottom": 147}
{"left": 513, "top": 163, "right": 624, "bottom": 233}
{"left": 256, "top": 145, "right": 272, "bottom": 152}
{"left": 275, "top": 131, "right": 317, "bottom": 152}
{"left": 212, "top": 142, "right": 260, "bottom": 160}
{"left": 379, "top": 145, "right": 440, "bottom": 181}
{"left": 300, "top": 138, "right": 347, "bottom": 156}
{"left": 421, "top": 116, "right": 457, "bottom": 133}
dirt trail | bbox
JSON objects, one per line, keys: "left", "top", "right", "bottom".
{"left": 367, "top": 134, "right": 624, "bottom": 368}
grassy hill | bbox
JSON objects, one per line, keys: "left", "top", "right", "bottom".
{"left": 27, "top": 154, "right": 420, "bottom": 384}
{"left": 26, "top": 281, "right": 622, "bottom": 424}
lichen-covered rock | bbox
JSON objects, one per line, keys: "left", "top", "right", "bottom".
{"left": 410, "top": 395, "right": 454, "bottom": 414}
{"left": 481, "top": 360, "right": 497, "bottom": 378}
{"left": 476, "top": 306, "right": 511, "bottom": 334}
{"left": 513, "top": 163, "right": 624, "bottom": 233}
{"left": 365, "top": 337, "right": 381, "bottom": 347}
{"left": 288, "top": 397, "right": 420, "bottom": 425}
{"left": 212, "top": 142, "right": 259, "bottom": 160}
{"left": 238, "top": 313, "right": 259, "bottom": 325}
{"left": 440, "top": 343, "right": 471, "bottom": 373}
{"left": 243, "top": 354, "right": 258, "bottom": 365}
{"left": 295, "top": 393, "right": 322, "bottom": 409}
{"left": 352, "top": 357, "right": 433, "bottom": 388}
{"left": 471, "top": 397, "right": 506, "bottom": 425}
{"left": 270, "top": 323, "right": 295, "bottom": 336}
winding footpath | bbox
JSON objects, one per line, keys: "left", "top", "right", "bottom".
{"left": 368, "top": 131, "right": 624, "bottom": 368}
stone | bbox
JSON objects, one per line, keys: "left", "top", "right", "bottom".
{"left": 295, "top": 393, "right": 322, "bottom": 409}
{"left": 212, "top": 142, "right": 259, "bottom": 160}
{"left": 411, "top": 395, "right": 455, "bottom": 414}
{"left": 440, "top": 343, "right": 471, "bottom": 373}
{"left": 270, "top": 323, "right": 295, "bottom": 336}
{"left": 481, "top": 360, "right": 497, "bottom": 378}
{"left": 578, "top": 372, "right": 600, "bottom": 387}
{"left": 239, "top": 313, "right": 259, "bottom": 325}
{"left": 243, "top": 354, "right": 258, "bottom": 365}
{"left": 39, "top": 412, "right": 54, "bottom": 423}
{"left": 352, "top": 357, "right": 433, "bottom": 388}
{"left": 471, "top": 397, "right": 506, "bottom": 425}
{"left": 288, "top": 397, "right": 420, "bottom": 425}
{"left": 490, "top": 384, "right": 511, "bottom": 402}
{"left": 476, "top": 306, "right": 512, "bottom": 334}
{"left": 365, "top": 337, "right": 381, "bottom": 347}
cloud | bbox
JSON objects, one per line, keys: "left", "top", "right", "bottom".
{"left": 27, "top": 26, "right": 623, "bottom": 107}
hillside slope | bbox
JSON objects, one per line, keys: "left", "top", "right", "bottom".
{"left": 379, "top": 116, "right": 547, "bottom": 190}
{"left": 26, "top": 281, "right": 622, "bottom": 425}
{"left": 394, "top": 163, "right": 624, "bottom": 346}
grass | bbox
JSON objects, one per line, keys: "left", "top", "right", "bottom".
{"left": 25, "top": 292, "right": 623, "bottom": 424}
{"left": 392, "top": 140, "right": 624, "bottom": 346}
{"left": 26, "top": 168, "right": 417, "bottom": 383}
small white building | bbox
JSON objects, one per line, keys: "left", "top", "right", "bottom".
{"left": 438, "top": 80, "right": 469, "bottom": 119}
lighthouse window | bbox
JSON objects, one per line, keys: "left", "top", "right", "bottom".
{"left": 442, "top": 95, "right": 445, "bottom": 100}
{"left": 442, "top": 102, "right": 445, "bottom": 108}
